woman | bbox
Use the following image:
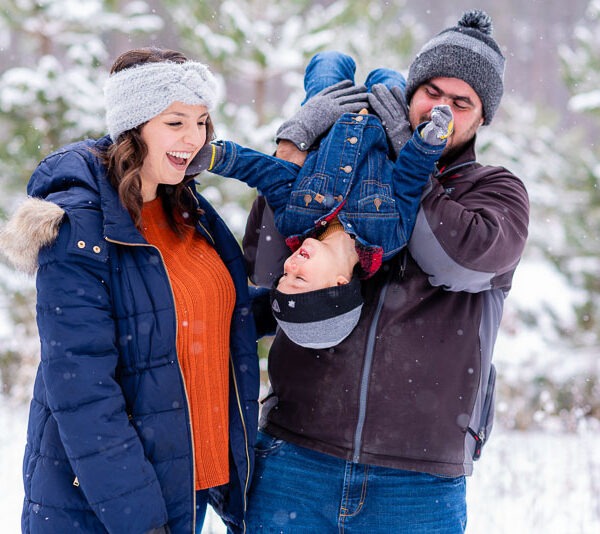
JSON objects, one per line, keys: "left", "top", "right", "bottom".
{"left": 0, "top": 48, "right": 259, "bottom": 533}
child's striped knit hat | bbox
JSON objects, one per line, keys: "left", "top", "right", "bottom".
{"left": 270, "top": 276, "right": 363, "bottom": 349}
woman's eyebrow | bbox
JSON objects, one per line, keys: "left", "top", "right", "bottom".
{"left": 161, "top": 111, "right": 209, "bottom": 119}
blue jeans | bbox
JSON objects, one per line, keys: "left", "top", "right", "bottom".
{"left": 302, "top": 50, "right": 406, "bottom": 104}
{"left": 247, "top": 431, "right": 467, "bottom": 533}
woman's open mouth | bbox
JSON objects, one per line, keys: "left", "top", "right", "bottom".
{"left": 167, "top": 151, "right": 193, "bottom": 168}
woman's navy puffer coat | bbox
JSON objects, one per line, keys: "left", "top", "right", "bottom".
{"left": 14, "top": 136, "right": 259, "bottom": 533}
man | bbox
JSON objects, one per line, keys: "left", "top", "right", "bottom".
{"left": 243, "top": 10, "right": 529, "bottom": 533}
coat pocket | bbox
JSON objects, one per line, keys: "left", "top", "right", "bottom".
{"left": 356, "top": 180, "right": 396, "bottom": 216}
{"left": 253, "top": 430, "right": 285, "bottom": 458}
{"left": 288, "top": 173, "right": 331, "bottom": 210}
{"left": 467, "top": 364, "right": 496, "bottom": 460}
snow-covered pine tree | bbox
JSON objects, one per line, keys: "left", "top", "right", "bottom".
{"left": 476, "top": 0, "right": 600, "bottom": 429}
{"left": 559, "top": 0, "right": 600, "bottom": 313}
{"left": 0, "top": 0, "right": 163, "bottom": 399}
{"left": 0, "top": 0, "right": 163, "bottom": 194}
{"left": 555, "top": 0, "right": 600, "bottom": 424}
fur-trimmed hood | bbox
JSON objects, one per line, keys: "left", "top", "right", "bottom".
{"left": 0, "top": 197, "right": 65, "bottom": 275}
{"left": 1, "top": 136, "right": 137, "bottom": 276}
{"left": 1, "top": 136, "right": 111, "bottom": 276}
{"left": 0, "top": 135, "right": 217, "bottom": 278}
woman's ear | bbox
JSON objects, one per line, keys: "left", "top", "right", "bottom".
{"left": 336, "top": 275, "right": 350, "bottom": 286}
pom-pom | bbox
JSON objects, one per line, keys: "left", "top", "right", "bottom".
{"left": 458, "top": 10, "right": 493, "bottom": 35}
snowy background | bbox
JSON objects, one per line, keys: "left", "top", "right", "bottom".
{"left": 1, "top": 0, "right": 599, "bottom": 532}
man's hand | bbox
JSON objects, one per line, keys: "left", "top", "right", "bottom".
{"left": 276, "top": 140, "right": 307, "bottom": 166}
{"left": 276, "top": 80, "right": 368, "bottom": 151}
{"left": 420, "top": 105, "right": 454, "bottom": 145}
{"left": 367, "top": 84, "right": 412, "bottom": 160}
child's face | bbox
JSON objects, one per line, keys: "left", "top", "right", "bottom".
{"left": 277, "top": 238, "right": 349, "bottom": 294}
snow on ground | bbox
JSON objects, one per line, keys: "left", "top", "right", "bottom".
{"left": 2, "top": 402, "right": 599, "bottom": 533}
{"left": 467, "top": 428, "right": 600, "bottom": 534}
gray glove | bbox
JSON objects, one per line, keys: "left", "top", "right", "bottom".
{"left": 420, "top": 105, "right": 454, "bottom": 145}
{"left": 276, "top": 80, "right": 369, "bottom": 151}
{"left": 186, "top": 142, "right": 223, "bottom": 175}
{"left": 367, "top": 84, "right": 411, "bottom": 160}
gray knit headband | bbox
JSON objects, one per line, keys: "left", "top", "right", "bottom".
{"left": 104, "top": 61, "right": 218, "bottom": 141}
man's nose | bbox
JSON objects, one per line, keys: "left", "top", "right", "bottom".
{"left": 437, "top": 95, "right": 453, "bottom": 108}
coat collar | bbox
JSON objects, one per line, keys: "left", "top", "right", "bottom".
{"left": 96, "top": 170, "right": 147, "bottom": 246}
{"left": 435, "top": 136, "right": 479, "bottom": 181}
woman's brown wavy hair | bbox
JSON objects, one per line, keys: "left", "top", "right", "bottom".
{"left": 101, "top": 47, "right": 216, "bottom": 234}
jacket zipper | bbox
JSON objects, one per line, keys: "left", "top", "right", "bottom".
{"left": 352, "top": 279, "right": 390, "bottom": 463}
{"left": 107, "top": 222, "right": 252, "bottom": 531}
{"left": 467, "top": 364, "right": 497, "bottom": 460}
{"left": 105, "top": 237, "right": 198, "bottom": 530}
{"left": 229, "top": 352, "right": 250, "bottom": 534}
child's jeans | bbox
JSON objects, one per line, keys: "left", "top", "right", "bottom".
{"left": 302, "top": 50, "right": 406, "bottom": 104}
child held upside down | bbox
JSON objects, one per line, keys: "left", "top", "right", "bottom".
{"left": 189, "top": 52, "right": 453, "bottom": 348}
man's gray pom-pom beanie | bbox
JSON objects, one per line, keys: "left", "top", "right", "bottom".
{"left": 104, "top": 61, "right": 218, "bottom": 141}
{"left": 405, "top": 10, "right": 505, "bottom": 124}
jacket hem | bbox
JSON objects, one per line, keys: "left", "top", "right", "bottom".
{"left": 263, "top": 423, "right": 470, "bottom": 477}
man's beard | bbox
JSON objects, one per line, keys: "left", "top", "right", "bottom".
{"left": 441, "top": 138, "right": 472, "bottom": 161}
{"left": 440, "top": 121, "right": 480, "bottom": 162}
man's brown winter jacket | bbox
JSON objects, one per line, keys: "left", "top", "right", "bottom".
{"left": 245, "top": 138, "right": 529, "bottom": 477}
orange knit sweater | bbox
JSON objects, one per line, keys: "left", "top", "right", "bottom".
{"left": 141, "top": 198, "right": 235, "bottom": 490}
